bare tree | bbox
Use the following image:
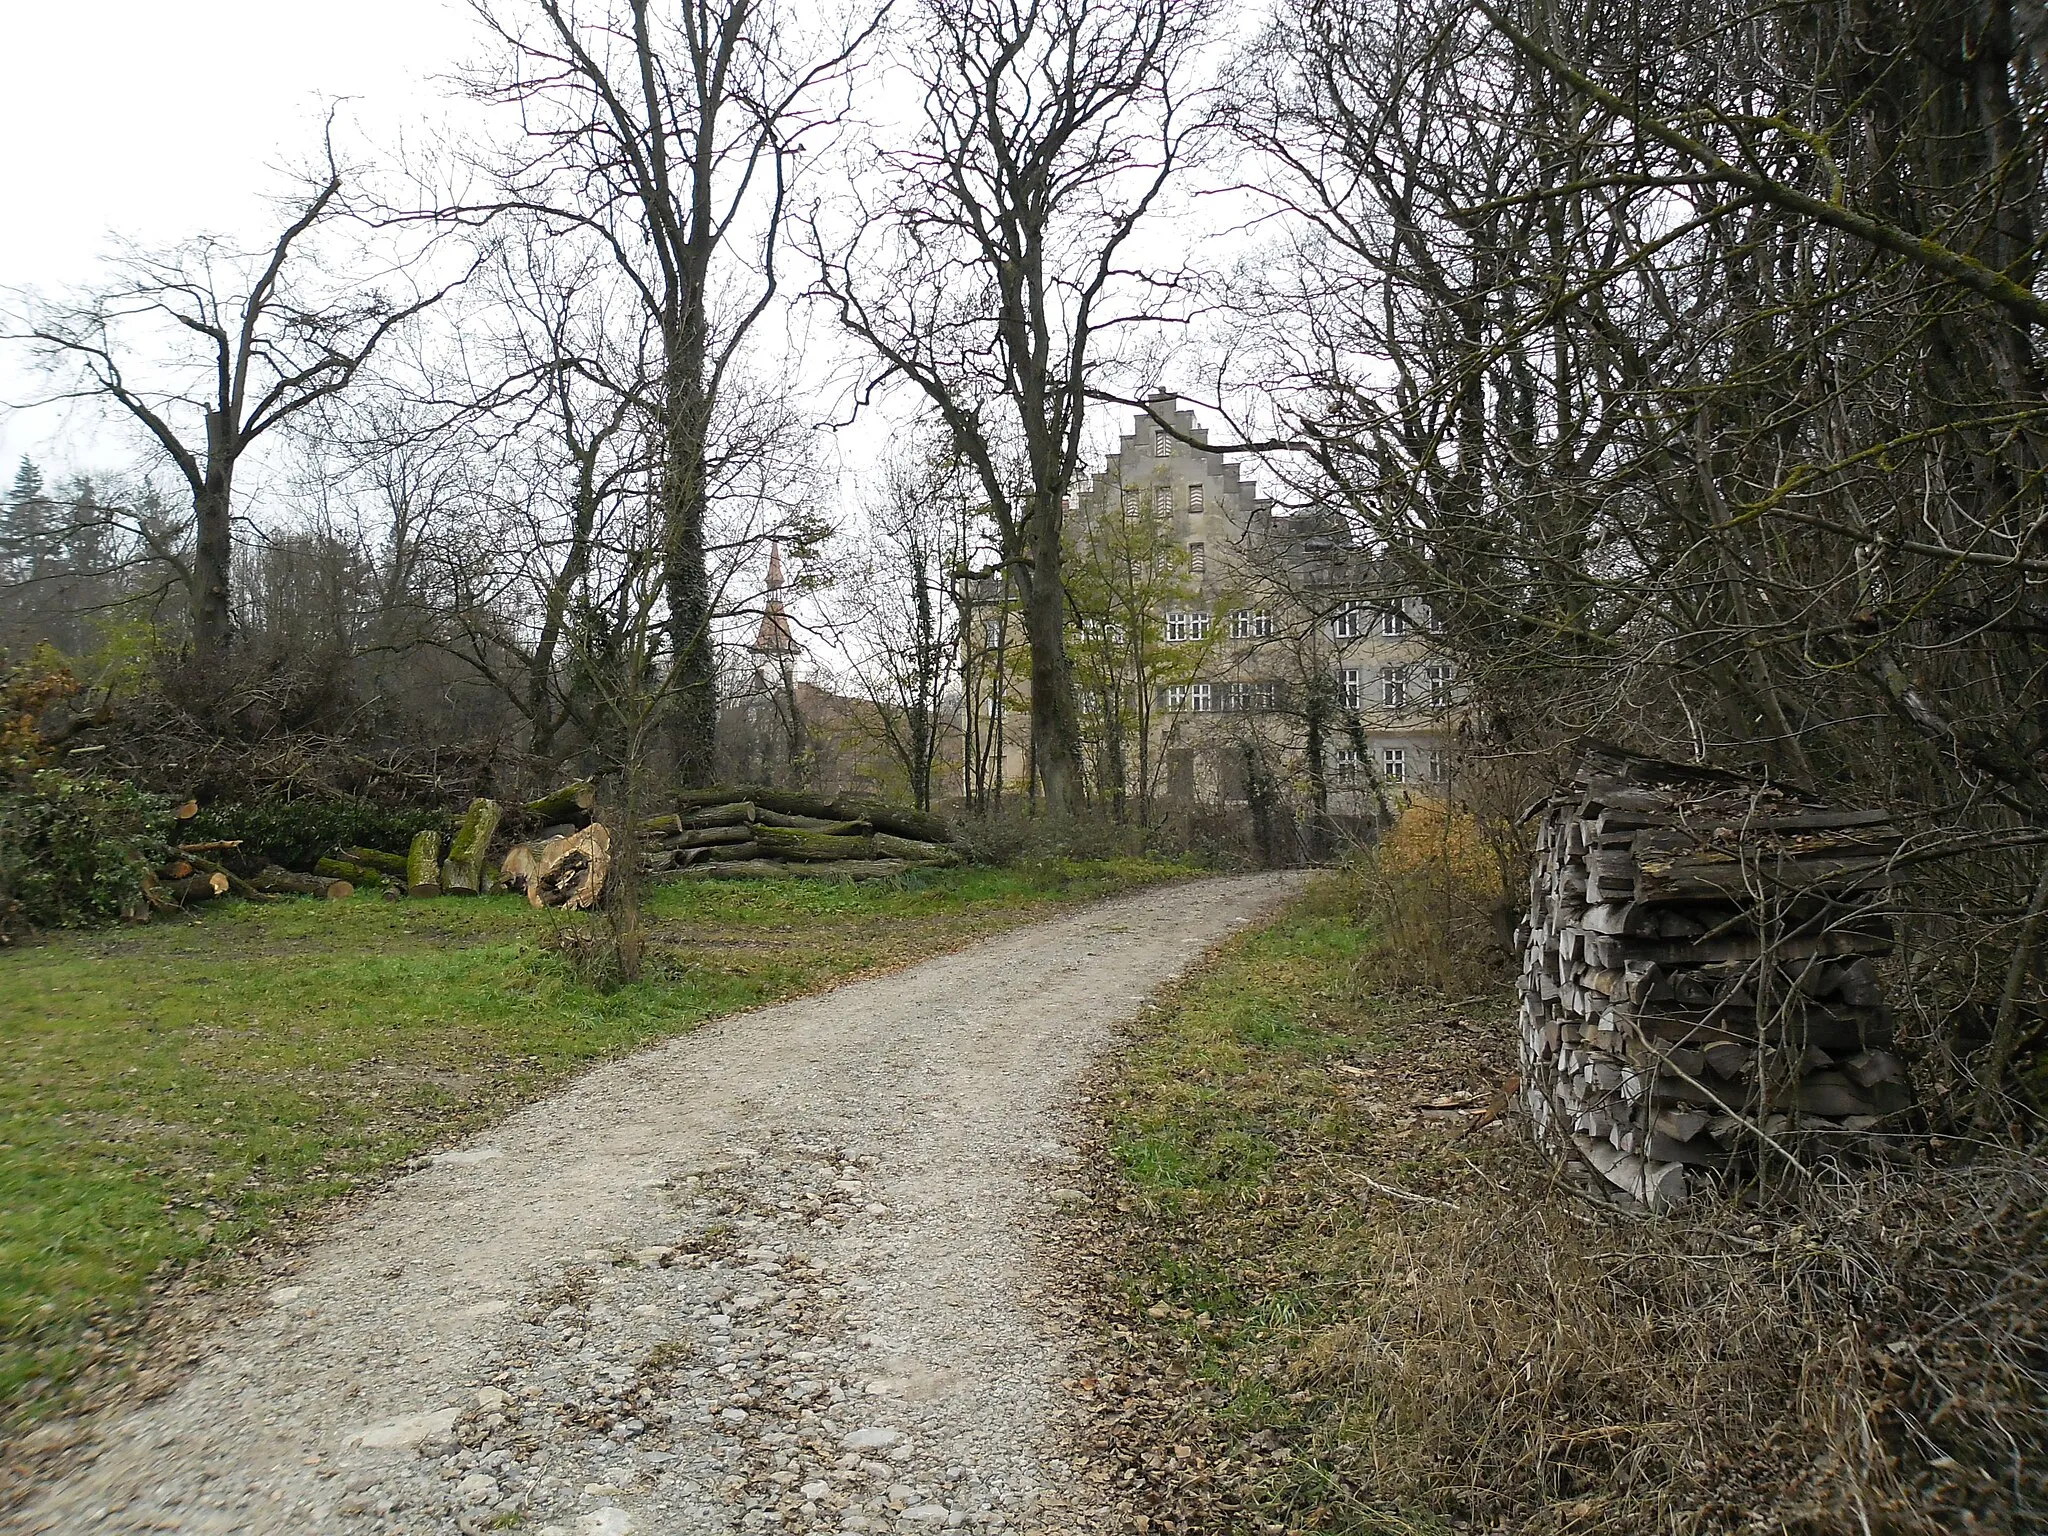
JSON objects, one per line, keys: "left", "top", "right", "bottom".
{"left": 811, "top": 0, "right": 1212, "bottom": 813}
{"left": 5, "top": 159, "right": 452, "bottom": 673}
{"left": 460, "top": 0, "right": 877, "bottom": 785}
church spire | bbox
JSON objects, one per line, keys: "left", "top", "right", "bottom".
{"left": 752, "top": 540, "right": 797, "bottom": 655}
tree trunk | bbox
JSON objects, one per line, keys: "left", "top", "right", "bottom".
{"left": 1018, "top": 530, "right": 1086, "bottom": 814}
{"left": 192, "top": 447, "right": 233, "bottom": 669}
{"left": 663, "top": 362, "right": 718, "bottom": 788}
{"left": 253, "top": 866, "right": 351, "bottom": 899}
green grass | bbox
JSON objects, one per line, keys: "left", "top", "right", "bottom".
{"left": 0, "top": 856, "right": 1187, "bottom": 1432}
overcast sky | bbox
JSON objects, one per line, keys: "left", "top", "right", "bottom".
{"left": 0, "top": 0, "right": 478, "bottom": 473}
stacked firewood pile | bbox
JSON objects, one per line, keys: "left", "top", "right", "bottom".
{"left": 1518, "top": 743, "right": 1909, "bottom": 1212}
{"left": 639, "top": 787, "right": 962, "bottom": 881}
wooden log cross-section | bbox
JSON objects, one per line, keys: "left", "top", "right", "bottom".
{"left": 526, "top": 824, "right": 611, "bottom": 910}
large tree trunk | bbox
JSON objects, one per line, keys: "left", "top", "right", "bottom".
{"left": 192, "top": 444, "right": 233, "bottom": 668}
{"left": 663, "top": 361, "right": 718, "bottom": 788}
{"left": 1019, "top": 521, "right": 1087, "bottom": 814}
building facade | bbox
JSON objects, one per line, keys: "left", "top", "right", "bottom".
{"left": 962, "top": 396, "right": 1455, "bottom": 816}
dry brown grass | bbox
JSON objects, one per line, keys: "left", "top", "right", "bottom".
{"left": 1072, "top": 866, "right": 2048, "bottom": 1535}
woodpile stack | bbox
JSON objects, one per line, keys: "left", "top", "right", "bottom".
{"left": 638, "top": 786, "right": 963, "bottom": 881}
{"left": 1517, "top": 743, "right": 1909, "bottom": 1211}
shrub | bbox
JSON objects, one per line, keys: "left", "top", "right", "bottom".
{"left": 0, "top": 770, "right": 175, "bottom": 936}
{"left": 1346, "top": 799, "right": 1512, "bottom": 992}
{"left": 184, "top": 798, "right": 453, "bottom": 873}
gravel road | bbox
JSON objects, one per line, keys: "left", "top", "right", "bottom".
{"left": 12, "top": 873, "right": 1297, "bottom": 1536}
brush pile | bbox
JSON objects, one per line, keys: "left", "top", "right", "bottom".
{"left": 1517, "top": 743, "right": 1909, "bottom": 1211}
{"left": 638, "top": 786, "right": 962, "bottom": 881}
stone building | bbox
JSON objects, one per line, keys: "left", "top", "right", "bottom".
{"left": 961, "top": 396, "right": 1455, "bottom": 815}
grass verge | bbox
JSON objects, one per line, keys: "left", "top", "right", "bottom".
{"left": 0, "top": 855, "right": 1187, "bottom": 1441}
{"left": 1074, "top": 869, "right": 2047, "bottom": 1536}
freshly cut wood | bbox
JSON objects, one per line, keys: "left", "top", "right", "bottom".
{"left": 184, "top": 854, "right": 277, "bottom": 904}
{"left": 441, "top": 798, "right": 502, "bottom": 897}
{"left": 162, "top": 859, "right": 194, "bottom": 880}
{"left": 753, "top": 808, "right": 868, "bottom": 835}
{"left": 165, "top": 871, "right": 231, "bottom": 904}
{"left": 498, "top": 840, "right": 549, "bottom": 896}
{"left": 406, "top": 829, "right": 443, "bottom": 897}
{"left": 873, "top": 832, "right": 958, "bottom": 865}
{"left": 175, "top": 839, "right": 242, "bottom": 854}
{"left": 525, "top": 823, "right": 611, "bottom": 910}
{"left": 523, "top": 781, "right": 596, "bottom": 825}
{"left": 343, "top": 846, "right": 410, "bottom": 879}
{"left": 754, "top": 825, "right": 875, "bottom": 861}
{"left": 252, "top": 866, "right": 352, "bottom": 899}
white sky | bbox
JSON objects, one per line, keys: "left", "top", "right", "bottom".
{"left": 0, "top": 0, "right": 478, "bottom": 472}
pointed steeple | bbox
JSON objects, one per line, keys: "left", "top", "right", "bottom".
{"left": 753, "top": 540, "right": 797, "bottom": 655}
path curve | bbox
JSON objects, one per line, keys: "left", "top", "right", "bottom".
{"left": 13, "top": 873, "right": 1297, "bottom": 1536}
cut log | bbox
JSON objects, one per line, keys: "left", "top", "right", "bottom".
{"left": 316, "top": 856, "right": 389, "bottom": 888}
{"left": 685, "top": 801, "right": 756, "bottom": 829}
{"left": 406, "top": 829, "right": 443, "bottom": 897}
{"left": 184, "top": 854, "right": 277, "bottom": 903}
{"left": 754, "top": 825, "right": 876, "bottom": 861}
{"left": 678, "top": 824, "right": 756, "bottom": 849}
{"left": 343, "top": 846, "right": 411, "bottom": 879}
{"left": 253, "top": 866, "right": 352, "bottom": 899}
{"left": 821, "top": 793, "right": 954, "bottom": 846}
{"left": 164, "top": 871, "right": 231, "bottom": 905}
{"left": 873, "top": 832, "right": 959, "bottom": 865}
{"left": 754, "top": 808, "right": 869, "bottom": 835}
{"left": 675, "top": 786, "right": 956, "bottom": 846}
{"left": 658, "top": 857, "right": 915, "bottom": 882}
{"left": 702, "top": 839, "right": 762, "bottom": 861}
{"left": 526, "top": 823, "right": 611, "bottom": 910}
{"left": 523, "top": 781, "right": 596, "bottom": 825}
{"left": 441, "top": 798, "right": 503, "bottom": 897}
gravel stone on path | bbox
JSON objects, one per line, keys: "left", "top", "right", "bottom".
{"left": 7, "top": 874, "right": 1296, "bottom": 1535}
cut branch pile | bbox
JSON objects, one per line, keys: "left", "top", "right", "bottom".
{"left": 638, "top": 786, "right": 963, "bottom": 881}
{"left": 1517, "top": 743, "right": 1909, "bottom": 1212}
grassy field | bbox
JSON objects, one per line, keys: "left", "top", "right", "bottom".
{"left": 1080, "top": 871, "right": 2042, "bottom": 1536}
{"left": 0, "top": 857, "right": 1186, "bottom": 1436}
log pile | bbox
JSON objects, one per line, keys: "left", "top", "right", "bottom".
{"left": 1517, "top": 743, "right": 1909, "bottom": 1212}
{"left": 639, "top": 786, "right": 963, "bottom": 881}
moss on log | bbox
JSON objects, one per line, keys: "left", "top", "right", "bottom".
{"left": 754, "top": 825, "right": 875, "bottom": 861}
{"left": 441, "top": 798, "right": 502, "bottom": 896}
{"left": 523, "top": 781, "right": 596, "bottom": 824}
{"left": 316, "top": 856, "right": 388, "bottom": 888}
{"left": 872, "top": 832, "right": 959, "bottom": 866}
{"left": 406, "top": 829, "right": 443, "bottom": 897}
{"left": 342, "top": 846, "right": 410, "bottom": 878}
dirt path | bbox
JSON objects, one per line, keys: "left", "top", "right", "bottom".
{"left": 12, "top": 873, "right": 1297, "bottom": 1536}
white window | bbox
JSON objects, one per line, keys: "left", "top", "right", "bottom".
{"left": 1228, "top": 680, "right": 1252, "bottom": 713}
{"left": 1383, "top": 605, "right": 1408, "bottom": 636}
{"left": 1339, "top": 667, "right": 1361, "bottom": 710}
{"left": 1331, "top": 745, "right": 1359, "bottom": 783}
{"left": 1229, "top": 608, "right": 1272, "bottom": 640}
{"left": 1189, "top": 541, "right": 1206, "bottom": 575}
{"left": 1381, "top": 666, "right": 1406, "bottom": 708}
{"left": 1190, "top": 682, "right": 1213, "bottom": 713}
{"left": 987, "top": 693, "right": 1004, "bottom": 721}
{"left": 1329, "top": 606, "right": 1362, "bottom": 641}
{"left": 1428, "top": 749, "right": 1448, "bottom": 783}
{"left": 1250, "top": 680, "right": 1277, "bottom": 710}
{"left": 1166, "top": 611, "right": 1189, "bottom": 642}
{"left": 1427, "top": 663, "right": 1453, "bottom": 707}
{"left": 1188, "top": 609, "right": 1210, "bottom": 641}
{"left": 982, "top": 619, "right": 1002, "bottom": 649}
{"left": 1154, "top": 432, "right": 1172, "bottom": 457}
{"left": 1383, "top": 746, "right": 1406, "bottom": 782}
{"left": 1426, "top": 605, "right": 1445, "bottom": 634}
{"left": 1166, "top": 684, "right": 1189, "bottom": 710}
{"left": 1187, "top": 484, "right": 1204, "bottom": 514}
